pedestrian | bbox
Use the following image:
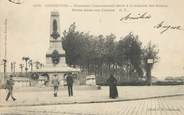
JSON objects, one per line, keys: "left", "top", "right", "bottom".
{"left": 44, "top": 73, "right": 50, "bottom": 86}
{"left": 52, "top": 74, "right": 60, "bottom": 97}
{"left": 107, "top": 74, "right": 118, "bottom": 99}
{"left": 66, "top": 72, "right": 74, "bottom": 96}
{"left": 5, "top": 75, "right": 16, "bottom": 101}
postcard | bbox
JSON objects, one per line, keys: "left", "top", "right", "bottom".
{"left": 0, "top": 0, "right": 184, "bottom": 115}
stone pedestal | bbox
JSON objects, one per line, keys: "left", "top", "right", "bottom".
{"left": 34, "top": 11, "right": 80, "bottom": 86}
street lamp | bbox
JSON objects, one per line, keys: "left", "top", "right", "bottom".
{"left": 147, "top": 58, "right": 154, "bottom": 86}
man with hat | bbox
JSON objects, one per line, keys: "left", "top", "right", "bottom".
{"left": 52, "top": 74, "right": 60, "bottom": 97}
{"left": 5, "top": 75, "right": 16, "bottom": 101}
{"left": 66, "top": 72, "right": 74, "bottom": 96}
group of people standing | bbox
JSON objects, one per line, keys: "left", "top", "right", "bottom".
{"left": 4, "top": 72, "right": 74, "bottom": 101}
{"left": 52, "top": 72, "right": 74, "bottom": 97}
{"left": 52, "top": 73, "right": 119, "bottom": 99}
{"left": 4, "top": 73, "right": 118, "bottom": 101}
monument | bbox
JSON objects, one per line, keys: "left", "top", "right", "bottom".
{"left": 34, "top": 11, "right": 80, "bottom": 85}
{"left": 46, "top": 11, "right": 66, "bottom": 67}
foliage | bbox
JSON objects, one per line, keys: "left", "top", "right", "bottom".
{"left": 142, "top": 41, "right": 159, "bottom": 72}
{"left": 62, "top": 23, "right": 159, "bottom": 83}
{"left": 116, "top": 33, "right": 143, "bottom": 77}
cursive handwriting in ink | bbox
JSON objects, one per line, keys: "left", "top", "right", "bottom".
{"left": 154, "top": 21, "right": 184, "bottom": 34}
{"left": 120, "top": 12, "right": 151, "bottom": 22}
{"left": 8, "top": 0, "right": 22, "bottom": 4}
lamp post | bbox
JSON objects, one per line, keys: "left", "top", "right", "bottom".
{"left": 147, "top": 58, "right": 154, "bottom": 86}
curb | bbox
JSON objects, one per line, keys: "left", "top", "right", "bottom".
{"left": 0, "top": 93, "right": 184, "bottom": 108}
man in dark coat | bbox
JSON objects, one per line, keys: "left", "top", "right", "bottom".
{"left": 107, "top": 74, "right": 118, "bottom": 99}
{"left": 66, "top": 73, "right": 74, "bottom": 96}
{"left": 5, "top": 75, "right": 16, "bottom": 101}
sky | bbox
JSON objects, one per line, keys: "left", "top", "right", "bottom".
{"left": 0, "top": 0, "right": 184, "bottom": 79}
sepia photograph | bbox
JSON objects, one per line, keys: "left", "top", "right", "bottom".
{"left": 0, "top": 0, "right": 184, "bottom": 114}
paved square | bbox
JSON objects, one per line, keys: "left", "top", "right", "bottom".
{"left": 0, "top": 85, "right": 184, "bottom": 115}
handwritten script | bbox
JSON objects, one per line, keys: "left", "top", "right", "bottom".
{"left": 120, "top": 12, "right": 151, "bottom": 22}
{"left": 154, "top": 21, "right": 184, "bottom": 34}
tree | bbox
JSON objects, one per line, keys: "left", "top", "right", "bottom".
{"left": 22, "top": 57, "right": 30, "bottom": 75}
{"left": 143, "top": 41, "right": 159, "bottom": 85}
{"left": 62, "top": 22, "right": 83, "bottom": 66}
{"left": 19, "top": 64, "right": 24, "bottom": 72}
{"left": 116, "top": 33, "right": 143, "bottom": 80}
{"left": 28, "top": 59, "right": 33, "bottom": 72}
{"left": 10, "top": 62, "right": 16, "bottom": 73}
{"left": 10, "top": 62, "right": 13, "bottom": 73}
{"left": 102, "top": 34, "right": 116, "bottom": 74}
{"left": 104, "top": 34, "right": 116, "bottom": 62}
{"left": 62, "top": 23, "right": 160, "bottom": 85}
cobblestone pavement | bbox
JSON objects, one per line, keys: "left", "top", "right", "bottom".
{"left": 0, "top": 85, "right": 184, "bottom": 107}
{"left": 0, "top": 95, "right": 184, "bottom": 115}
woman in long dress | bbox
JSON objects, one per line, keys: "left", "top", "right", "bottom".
{"left": 107, "top": 74, "right": 118, "bottom": 99}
